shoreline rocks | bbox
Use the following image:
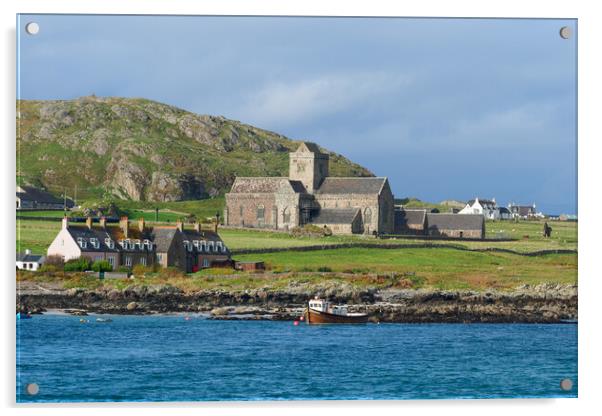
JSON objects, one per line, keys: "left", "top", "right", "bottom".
{"left": 16, "top": 283, "right": 577, "bottom": 324}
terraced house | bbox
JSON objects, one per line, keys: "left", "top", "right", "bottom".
{"left": 225, "top": 142, "right": 395, "bottom": 235}
{"left": 47, "top": 216, "right": 230, "bottom": 272}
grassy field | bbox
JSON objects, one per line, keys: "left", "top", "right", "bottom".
{"left": 16, "top": 216, "right": 577, "bottom": 291}
{"left": 16, "top": 217, "right": 577, "bottom": 255}
{"left": 235, "top": 247, "right": 576, "bottom": 290}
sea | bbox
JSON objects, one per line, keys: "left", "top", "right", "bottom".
{"left": 16, "top": 313, "right": 578, "bottom": 402}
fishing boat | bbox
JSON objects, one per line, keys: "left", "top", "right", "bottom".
{"left": 304, "top": 297, "right": 369, "bottom": 324}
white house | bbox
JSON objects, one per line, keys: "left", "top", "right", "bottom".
{"left": 459, "top": 198, "right": 500, "bottom": 220}
{"left": 16, "top": 249, "right": 45, "bottom": 271}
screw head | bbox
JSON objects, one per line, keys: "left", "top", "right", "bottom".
{"left": 25, "top": 22, "right": 39, "bottom": 35}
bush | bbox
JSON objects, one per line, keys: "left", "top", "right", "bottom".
{"left": 132, "top": 264, "right": 153, "bottom": 276}
{"left": 117, "top": 266, "right": 131, "bottom": 273}
{"left": 38, "top": 264, "right": 58, "bottom": 273}
{"left": 44, "top": 255, "right": 65, "bottom": 269}
{"left": 317, "top": 266, "right": 333, "bottom": 272}
{"left": 290, "top": 224, "right": 333, "bottom": 238}
{"left": 91, "top": 260, "right": 113, "bottom": 272}
{"left": 64, "top": 257, "right": 92, "bottom": 272}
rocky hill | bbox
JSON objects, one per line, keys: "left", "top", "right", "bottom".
{"left": 17, "top": 97, "right": 372, "bottom": 202}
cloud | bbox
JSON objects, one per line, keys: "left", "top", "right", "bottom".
{"left": 236, "top": 71, "right": 412, "bottom": 127}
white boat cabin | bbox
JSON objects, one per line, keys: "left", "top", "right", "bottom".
{"left": 308, "top": 298, "right": 349, "bottom": 316}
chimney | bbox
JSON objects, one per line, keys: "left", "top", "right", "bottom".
{"left": 193, "top": 222, "right": 201, "bottom": 233}
{"left": 138, "top": 217, "right": 145, "bottom": 232}
{"left": 86, "top": 216, "right": 93, "bottom": 230}
{"left": 176, "top": 219, "right": 183, "bottom": 232}
{"left": 213, "top": 218, "right": 218, "bottom": 233}
{"left": 62, "top": 216, "right": 69, "bottom": 230}
{"left": 119, "top": 216, "right": 129, "bottom": 239}
{"left": 99, "top": 216, "right": 107, "bottom": 229}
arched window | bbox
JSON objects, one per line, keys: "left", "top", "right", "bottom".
{"left": 257, "top": 204, "right": 265, "bottom": 221}
{"left": 364, "top": 207, "right": 372, "bottom": 224}
{"left": 283, "top": 207, "right": 291, "bottom": 223}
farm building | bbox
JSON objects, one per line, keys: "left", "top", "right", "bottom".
{"left": 425, "top": 213, "right": 485, "bottom": 239}
{"left": 16, "top": 185, "right": 74, "bottom": 210}
{"left": 394, "top": 208, "right": 427, "bottom": 235}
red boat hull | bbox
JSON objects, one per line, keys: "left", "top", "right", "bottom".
{"left": 305, "top": 308, "right": 369, "bottom": 324}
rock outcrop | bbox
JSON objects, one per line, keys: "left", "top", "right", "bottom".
{"left": 17, "top": 96, "right": 372, "bottom": 201}
{"left": 17, "top": 283, "right": 577, "bottom": 324}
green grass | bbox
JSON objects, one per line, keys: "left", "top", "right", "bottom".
{"left": 235, "top": 247, "right": 577, "bottom": 290}
{"left": 16, "top": 217, "right": 578, "bottom": 256}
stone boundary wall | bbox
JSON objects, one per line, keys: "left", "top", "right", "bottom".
{"left": 232, "top": 243, "right": 577, "bottom": 257}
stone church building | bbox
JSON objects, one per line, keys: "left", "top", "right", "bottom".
{"left": 224, "top": 142, "right": 395, "bottom": 235}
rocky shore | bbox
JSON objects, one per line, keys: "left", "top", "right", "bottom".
{"left": 17, "top": 281, "right": 577, "bottom": 323}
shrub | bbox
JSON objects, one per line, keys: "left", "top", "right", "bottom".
{"left": 91, "top": 260, "right": 113, "bottom": 272}
{"left": 290, "top": 224, "right": 332, "bottom": 238}
{"left": 39, "top": 264, "right": 58, "bottom": 273}
{"left": 64, "top": 257, "right": 92, "bottom": 272}
{"left": 117, "top": 266, "right": 131, "bottom": 273}
{"left": 132, "top": 264, "right": 153, "bottom": 276}
{"left": 44, "top": 255, "right": 65, "bottom": 269}
{"left": 159, "top": 267, "right": 186, "bottom": 279}
{"left": 317, "top": 266, "right": 333, "bottom": 272}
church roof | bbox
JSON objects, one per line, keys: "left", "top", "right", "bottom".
{"left": 296, "top": 141, "right": 323, "bottom": 153}
{"left": 426, "top": 213, "right": 484, "bottom": 231}
{"left": 229, "top": 177, "right": 303, "bottom": 194}
{"left": 315, "top": 177, "right": 387, "bottom": 195}
{"left": 310, "top": 208, "right": 360, "bottom": 225}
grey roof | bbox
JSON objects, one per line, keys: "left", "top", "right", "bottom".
{"left": 16, "top": 252, "right": 44, "bottom": 262}
{"left": 315, "top": 177, "right": 386, "bottom": 195}
{"left": 182, "top": 229, "right": 225, "bottom": 244}
{"left": 229, "top": 177, "right": 303, "bottom": 194}
{"left": 395, "top": 209, "right": 427, "bottom": 228}
{"left": 17, "top": 186, "right": 73, "bottom": 207}
{"left": 296, "top": 141, "right": 323, "bottom": 153}
{"left": 426, "top": 213, "right": 484, "bottom": 231}
{"left": 66, "top": 227, "right": 121, "bottom": 252}
{"left": 151, "top": 227, "right": 179, "bottom": 252}
{"left": 468, "top": 198, "right": 496, "bottom": 207}
{"left": 310, "top": 208, "right": 360, "bottom": 225}
{"left": 288, "top": 180, "right": 307, "bottom": 193}
{"left": 499, "top": 207, "right": 511, "bottom": 214}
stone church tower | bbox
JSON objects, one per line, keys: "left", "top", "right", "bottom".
{"left": 288, "top": 142, "right": 329, "bottom": 193}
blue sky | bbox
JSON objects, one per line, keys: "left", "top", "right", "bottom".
{"left": 17, "top": 15, "right": 577, "bottom": 214}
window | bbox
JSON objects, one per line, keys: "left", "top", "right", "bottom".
{"left": 283, "top": 207, "right": 291, "bottom": 223}
{"left": 364, "top": 208, "right": 372, "bottom": 224}
{"left": 140, "top": 257, "right": 146, "bottom": 266}
{"left": 125, "top": 256, "right": 132, "bottom": 267}
{"left": 156, "top": 253, "right": 163, "bottom": 262}
{"left": 107, "top": 257, "right": 114, "bottom": 267}
{"left": 256, "top": 204, "right": 265, "bottom": 221}
{"left": 203, "top": 258, "right": 210, "bottom": 268}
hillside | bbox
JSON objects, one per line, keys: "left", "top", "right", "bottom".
{"left": 16, "top": 97, "right": 372, "bottom": 202}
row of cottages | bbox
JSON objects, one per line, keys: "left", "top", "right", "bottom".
{"left": 224, "top": 142, "right": 395, "bottom": 235}
{"left": 16, "top": 185, "right": 74, "bottom": 210}
{"left": 47, "top": 216, "right": 230, "bottom": 272}
{"left": 461, "top": 198, "right": 542, "bottom": 220}
{"left": 395, "top": 208, "right": 485, "bottom": 239}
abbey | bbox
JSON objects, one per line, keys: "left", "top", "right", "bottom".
{"left": 224, "top": 142, "right": 395, "bottom": 235}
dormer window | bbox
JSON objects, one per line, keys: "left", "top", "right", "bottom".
{"left": 183, "top": 240, "right": 192, "bottom": 252}
{"left": 105, "top": 238, "right": 115, "bottom": 249}
{"left": 76, "top": 237, "right": 87, "bottom": 249}
{"left": 90, "top": 238, "right": 100, "bottom": 249}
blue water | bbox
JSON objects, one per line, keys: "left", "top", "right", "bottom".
{"left": 16, "top": 314, "right": 577, "bottom": 402}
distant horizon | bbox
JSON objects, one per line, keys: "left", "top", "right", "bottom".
{"left": 17, "top": 15, "right": 577, "bottom": 215}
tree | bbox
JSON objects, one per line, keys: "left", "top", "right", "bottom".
{"left": 64, "top": 257, "right": 92, "bottom": 272}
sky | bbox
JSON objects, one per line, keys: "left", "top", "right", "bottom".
{"left": 17, "top": 15, "right": 577, "bottom": 214}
